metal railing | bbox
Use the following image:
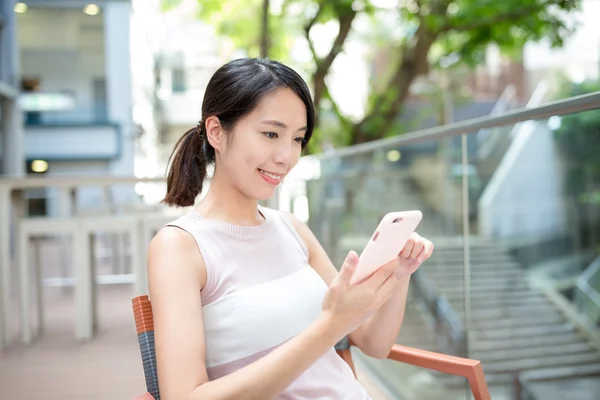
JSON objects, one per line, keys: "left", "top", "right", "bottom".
{"left": 576, "top": 256, "right": 600, "bottom": 327}
{"left": 307, "top": 90, "right": 600, "bottom": 351}
{"left": 310, "top": 91, "right": 600, "bottom": 161}
{"left": 0, "top": 175, "right": 174, "bottom": 347}
{"left": 411, "top": 268, "right": 466, "bottom": 356}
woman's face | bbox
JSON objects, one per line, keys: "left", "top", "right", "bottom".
{"left": 216, "top": 87, "right": 308, "bottom": 201}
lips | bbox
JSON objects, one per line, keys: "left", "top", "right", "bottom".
{"left": 258, "top": 168, "right": 284, "bottom": 184}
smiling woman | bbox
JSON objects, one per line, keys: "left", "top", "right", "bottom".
{"left": 148, "top": 57, "right": 434, "bottom": 400}
{"left": 162, "top": 58, "right": 314, "bottom": 207}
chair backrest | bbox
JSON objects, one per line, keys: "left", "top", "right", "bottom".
{"left": 132, "top": 295, "right": 160, "bottom": 400}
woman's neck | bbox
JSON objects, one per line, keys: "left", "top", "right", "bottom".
{"left": 195, "top": 173, "right": 265, "bottom": 227}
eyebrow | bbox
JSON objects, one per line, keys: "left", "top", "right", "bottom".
{"left": 262, "top": 120, "right": 307, "bottom": 132}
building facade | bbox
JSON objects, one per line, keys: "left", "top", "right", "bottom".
{"left": 1, "top": 0, "right": 139, "bottom": 215}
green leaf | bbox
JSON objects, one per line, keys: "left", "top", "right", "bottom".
{"left": 171, "top": 0, "right": 584, "bottom": 148}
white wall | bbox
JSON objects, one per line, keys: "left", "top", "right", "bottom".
{"left": 130, "top": 0, "right": 164, "bottom": 180}
{"left": 478, "top": 121, "right": 568, "bottom": 241}
{"left": 24, "top": 125, "right": 119, "bottom": 160}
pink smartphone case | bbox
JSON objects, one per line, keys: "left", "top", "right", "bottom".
{"left": 349, "top": 210, "right": 423, "bottom": 285}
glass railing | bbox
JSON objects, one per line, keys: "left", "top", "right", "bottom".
{"left": 303, "top": 91, "right": 600, "bottom": 399}
{"left": 575, "top": 257, "right": 600, "bottom": 328}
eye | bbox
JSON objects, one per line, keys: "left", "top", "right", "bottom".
{"left": 294, "top": 137, "right": 306, "bottom": 145}
{"left": 263, "top": 132, "right": 278, "bottom": 139}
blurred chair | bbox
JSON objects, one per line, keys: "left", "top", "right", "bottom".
{"left": 131, "top": 295, "right": 491, "bottom": 400}
{"left": 18, "top": 217, "right": 82, "bottom": 343}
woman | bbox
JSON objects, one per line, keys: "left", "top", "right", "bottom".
{"left": 148, "top": 58, "right": 434, "bottom": 400}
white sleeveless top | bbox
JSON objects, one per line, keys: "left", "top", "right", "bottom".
{"left": 166, "top": 206, "right": 370, "bottom": 399}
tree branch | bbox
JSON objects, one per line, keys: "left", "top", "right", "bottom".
{"left": 351, "top": 24, "right": 435, "bottom": 144}
{"left": 304, "top": 2, "right": 357, "bottom": 130}
{"left": 303, "top": 0, "right": 327, "bottom": 56}
{"left": 317, "top": 10, "right": 356, "bottom": 77}
{"left": 442, "top": 2, "right": 554, "bottom": 32}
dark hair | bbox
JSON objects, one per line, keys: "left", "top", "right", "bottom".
{"left": 162, "top": 58, "right": 315, "bottom": 207}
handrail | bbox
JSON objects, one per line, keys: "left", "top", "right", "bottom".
{"left": 0, "top": 175, "right": 166, "bottom": 189}
{"left": 412, "top": 269, "right": 465, "bottom": 355}
{"left": 579, "top": 255, "right": 600, "bottom": 283}
{"left": 476, "top": 84, "right": 517, "bottom": 146}
{"left": 576, "top": 256, "right": 600, "bottom": 310}
{"left": 311, "top": 91, "right": 600, "bottom": 161}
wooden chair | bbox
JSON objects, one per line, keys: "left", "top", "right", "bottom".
{"left": 132, "top": 295, "right": 491, "bottom": 400}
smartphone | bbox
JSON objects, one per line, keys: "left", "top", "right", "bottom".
{"left": 349, "top": 210, "right": 423, "bottom": 285}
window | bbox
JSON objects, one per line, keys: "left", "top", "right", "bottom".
{"left": 171, "top": 68, "right": 186, "bottom": 93}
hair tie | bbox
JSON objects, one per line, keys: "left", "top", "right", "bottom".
{"left": 195, "top": 121, "right": 205, "bottom": 139}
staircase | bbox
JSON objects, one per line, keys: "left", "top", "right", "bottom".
{"left": 430, "top": 240, "right": 600, "bottom": 384}
{"left": 338, "top": 234, "right": 600, "bottom": 399}
{"left": 313, "top": 155, "right": 600, "bottom": 398}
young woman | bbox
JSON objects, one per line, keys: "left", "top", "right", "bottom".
{"left": 148, "top": 58, "right": 434, "bottom": 400}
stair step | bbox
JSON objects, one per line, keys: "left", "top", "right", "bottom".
{"left": 433, "top": 247, "right": 511, "bottom": 255}
{"left": 436, "top": 281, "right": 531, "bottom": 294}
{"left": 443, "top": 288, "right": 538, "bottom": 300}
{"left": 469, "top": 331, "right": 587, "bottom": 352}
{"left": 484, "top": 352, "right": 600, "bottom": 374}
{"left": 470, "top": 324, "right": 574, "bottom": 341}
{"left": 428, "top": 261, "right": 518, "bottom": 269}
{"left": 469, "top": 304, "right": 559, "bottom": 320}
{"left": 426, "top": 268, "right": 523, "bottom": 279}
{"left": 470, "top": 313, "right": 564, "bottom": 330}
{"left": 473, "top": 342, "right": 594, "bottom": 363}
{"left": 428, "top": 255, "right": 517, "bottom": 264}
{"left": 519, "top": 363, "right": 600, "bottom": 381}
{"left": 425, "top": 263, "right": 522, "bottom": 273}
{"left": 437, "top": 363, "right": 600, "bottom": 388}
{"left": 448, "top": 293, "right": 548, "bottom": 308}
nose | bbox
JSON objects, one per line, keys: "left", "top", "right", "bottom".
{"left": 273, "top": 141, "right": 293, "bottom": 167}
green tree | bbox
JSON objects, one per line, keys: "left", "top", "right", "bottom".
{"left": 164, "top": 0, "right": 581, "bottom": 150}
{"left": 554, "top": 80, "right": 600, "bottom": 202}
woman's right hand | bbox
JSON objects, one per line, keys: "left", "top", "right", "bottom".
{"left": 321, "top": 250, "right": 398, "bottom": 337}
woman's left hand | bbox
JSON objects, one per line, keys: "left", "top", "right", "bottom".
{"left": 395, "top": 232, "right": 434, "bottom": 276}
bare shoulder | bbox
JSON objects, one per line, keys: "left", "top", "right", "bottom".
{"left": 146, "top": 226, "right": 210, "bottom": 397}
{"left": 147, "top": 225, "right": 206, "bottom": 290}
{"left": 148, "top": 225, "right": 199, "bottom": 257}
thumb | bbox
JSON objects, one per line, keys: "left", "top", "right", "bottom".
{"left": 338, "top": 250, "right": 359, "bottom": 282}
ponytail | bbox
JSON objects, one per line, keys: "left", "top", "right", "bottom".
{"left": 162, "top": 122, "right": 213, "bottom": 207}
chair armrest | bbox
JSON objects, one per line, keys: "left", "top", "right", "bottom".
{"left": 386, "top": 345, "right": 490, "bottom": 400}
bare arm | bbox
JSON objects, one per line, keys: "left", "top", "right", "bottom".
{"left": 148, "top": 226, "right": 396, "bottom": 400}
{"left": 285, "top": 213, "right": 430, "bottom": 359}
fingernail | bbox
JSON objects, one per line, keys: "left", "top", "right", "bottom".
{"left": 347, "top": 251, "right": 358, "bottom": 264}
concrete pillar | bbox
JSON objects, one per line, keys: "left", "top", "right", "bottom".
{"left": 104, "top": 1, "right": 134, "bottom": 177}
{"left": 0, "top": 0, "right": 23, "bottom": 349}
{"left": 103, "top": 1, "right": 136, "bottom": 213}
{"left": 1, "top": 0, "right": 24, "bottom": 177}
{"left": 1, "top": 99, "right": 25, "bottom": 176}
